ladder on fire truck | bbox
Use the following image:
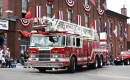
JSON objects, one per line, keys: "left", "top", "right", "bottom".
{"left": 32, "top": 16, "right": 97, "bottom": 40}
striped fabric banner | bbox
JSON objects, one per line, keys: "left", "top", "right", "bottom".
{"left": 57, "top": 11, "right": 63, "bottom": 20}
{"left": 90, "top": 20, "right": 97, "bottom": 31}
{"left": 66, "top": 0, "right": 75, "bottom": 8}
{"left": 76, "top": 15, "right": 81, "bottom": 25}
{"left": 35, "top": 6, "right": 41, "bottom": 20}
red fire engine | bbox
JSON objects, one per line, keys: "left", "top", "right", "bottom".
{"left": 18, "top": 17, "right": 108, "bottom": 73}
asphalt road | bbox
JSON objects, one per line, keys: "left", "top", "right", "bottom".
{"left": 0, "top": 65, "right": 130, "bottom": 80}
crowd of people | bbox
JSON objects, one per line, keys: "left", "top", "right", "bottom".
{"left": 0, "top": 47, "right": 29, "bottom": 68}
{"left": 0, "top": 47, "right": 13, "bottom": 68}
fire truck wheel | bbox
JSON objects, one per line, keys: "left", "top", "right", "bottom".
{"left": 67, "top": 57, "right": 76, "bottom": 73}
{"left": 124, "top": 59, "right": 130, "bottom": 65}
{"left": 98, "top": 56, "right": 103, "bottom": 68}
{"left": 38, "top": 68, "right": 46, "bottom": 73}
{"left": 92, "top": 57, "right": 98, "bottom": 69}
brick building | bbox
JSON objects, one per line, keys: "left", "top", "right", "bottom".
{"left": 0, "top": 0, "right": 129, "bottom": 59}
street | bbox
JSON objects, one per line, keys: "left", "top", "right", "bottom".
{"left": 0, "top": 65, "right": 130, "bottom": 80}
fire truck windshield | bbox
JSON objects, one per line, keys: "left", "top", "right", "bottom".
{"left": 30, "top": 35, "right": 65, "bottom": 47}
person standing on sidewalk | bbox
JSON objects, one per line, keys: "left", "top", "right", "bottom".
{"left": 23, "top": 51, "right": 29, "bottom": 62}
{"left": 5, "top": 48, "right": 11, "bottom": 68}
{"left": 1, "top": 55, "right": 6, "bottom": 68}
{"left": 0, "top": 47, "right": 3, "bottom": 64}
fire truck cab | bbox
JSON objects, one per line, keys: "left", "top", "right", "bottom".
{"left": 19, "top": 17, "right": 107, "bottom": 73}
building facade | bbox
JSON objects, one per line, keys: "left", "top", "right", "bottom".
{"left": 0, "top": 0, "right": 129, "bottom": 59}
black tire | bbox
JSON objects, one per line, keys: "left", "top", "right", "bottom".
{"left": 38, "top": 68, "right": 46, "bottom": 73}
{"left": 115, "top": 61, "right": 122, "bottom": 65}
{"left": 92, "top": 57, "right": 98, "bottom": 69}
{"left": 76, "top": 65, "right": 83, "bottom": 71}
{"left": 87, "top": 63, "right": 93, "bottom": 69}
{"left": 98, "top": 56, "right": 103, "bottom": 68}
{"left": 67, "top": 57, "right": 76, "bottom": 73}
{"left": 124, "top": 59, "right": 130, "bottom": 65}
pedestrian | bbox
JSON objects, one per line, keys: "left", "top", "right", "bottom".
{"left": 0, "top": 47, "right": 3, "bottom": 64}
{"left": 23, "top": 51, "right": 29, "bottom": 62}
{"left": 20, "top": 57, "right": 25, "bottom": 65}
{"left": 5, "top": 48, "right": 10, "bottom": 58}
{"left": 110, "top": 54, "right": 115, "bottom": 66}
{"left": 5, "top": 48, "right": 11, "bottom": 68}
{"left": 1, "top": 55, "right": 6, "bottom": 68}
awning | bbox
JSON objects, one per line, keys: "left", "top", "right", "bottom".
{"left": 17, "top": 30, "right": 30, "bottom": 37}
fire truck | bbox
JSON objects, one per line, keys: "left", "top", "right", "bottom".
{"left": 19, "top": 17, "right": 108, "bottom": 73}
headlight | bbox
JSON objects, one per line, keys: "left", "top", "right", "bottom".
{"left": 52, "top": 53, "right": 59, "bottom": 58}
{"left": 51, "top": 53, "right": 65, "bottom": 58}
{"left": 53, "top": 54, "right": 59, "bottom": 58}
{"left": 30, "top": 54, "right": 36, "bottom": 58}
{"left": 122, "top": 57, "right": 124, "bottom": 60}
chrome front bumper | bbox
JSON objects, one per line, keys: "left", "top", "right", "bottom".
{"left": 25, "top": 62, "right": 64, "bottom": 68}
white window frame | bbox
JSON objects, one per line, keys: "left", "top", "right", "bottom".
{"left": 118, "top": 23, "right": 122, "bottom": 37}
{"left": 108, "top": 20, "right": 112, "bottom": 35}
{"left": 22, "top": 0, "right": 27, "bottom": 13}
{"left": 46, "top": 3, "right": 52, "bottom": 17}
{"left": 98, "top": 18, "right": 101, "bottom": 32}
{"left": 98, "top": 0, "right": 101, "bottom": 9}
{"left": 85, "top": 0, "right": 88, "bottom": 5}
{"left": 84, "top": 14, "right": 89, "bottom": 27}
{"left": 67, "top": 9, "right": 72, "bottom": 22}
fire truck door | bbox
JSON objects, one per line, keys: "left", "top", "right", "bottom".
{"left": 80, "top": 38, "right": 84, "bottom": 63}
{"left": 76, "top": 38, "right": 84, "bottom": 64}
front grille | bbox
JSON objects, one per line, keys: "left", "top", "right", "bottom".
{"left": 39, "top": 50, "right": 50, "bottom": 61}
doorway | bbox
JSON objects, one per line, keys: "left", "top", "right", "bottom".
{"left": 0, "top": 33, "right": 4, "bottom": 47}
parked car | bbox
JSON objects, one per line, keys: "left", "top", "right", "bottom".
{"left": 114, "top": 51, "right": 130, "bottom": 65}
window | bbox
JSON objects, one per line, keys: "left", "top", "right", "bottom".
{"left": 118, "top": 23, "right": 122, "bottom": 37}
{"left": 76, "top": 38, "right": 80, "bottom": 47}
{"left": 68, "top": 9, "right": 72, "bottom": 22}
{"left": 108, "top": 20, "right": 112, "bottom": 35}
{"left": 119, "top": 45, "right": 123, "bottom": 52}
{"left": 85, "top": 0, "right": 88, "bottom": 5}
{"left": 94, "top": 32, "right": 99, "bottom": 41}
{"left": 20, "top": 37, "right": 29, "bottom": 54}
{"left": 73, "top": 38, "right": 76, "bottom": 46}
{"left": 30, "top": 35, "right": 65, "bottom": 47}
{"left": 22, "top": 0, "right": 27, "bottom": 13}
{"left": 109, "top": 44, "right": 113, "bottom": 55}
{"left": 0, "top": 0, "right": 2, "bottom": 16}
{"left": 97, "top": 0, "right": 101, "bottom": 9}
{"left": 97, "top": 18, "right": 101, "bottom": 32}
{"left": 66, "top": 36, "right": 71, "bottom": 46}
{"left": 66, "top": 36, "right": 73, "bottom": 46}
{"left": 85, "top": 14, "right": 89, "bottom": 27}
{"left": 47, "top": 4, "right": 52, "bottom": 17}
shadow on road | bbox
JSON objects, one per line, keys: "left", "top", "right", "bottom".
{"left": 26, "top": 66, "right": 107, "bottom": 74}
